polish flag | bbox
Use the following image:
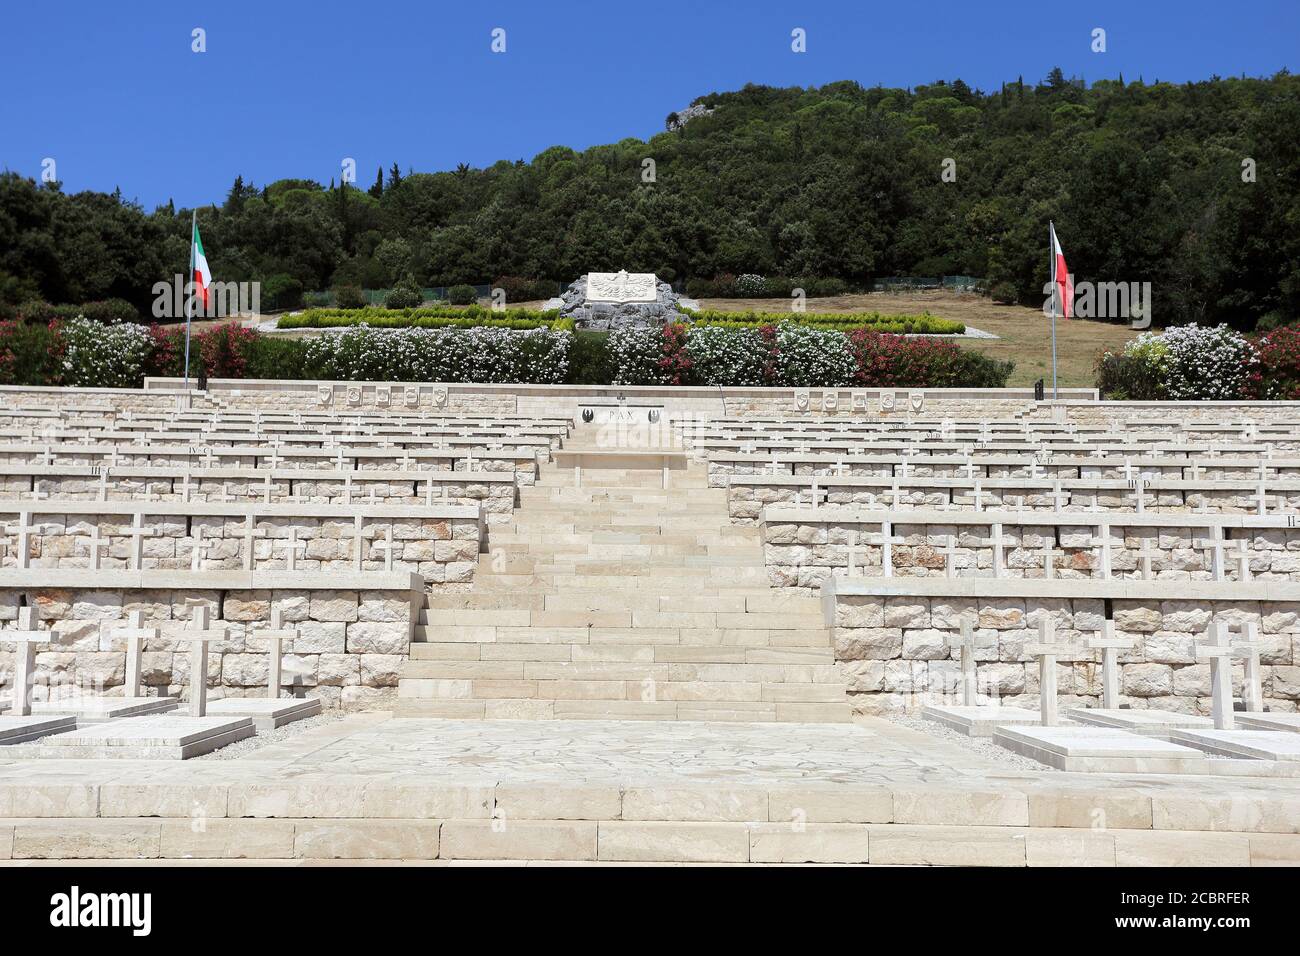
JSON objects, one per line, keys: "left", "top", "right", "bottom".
{"left": 1050, "top": 221, "right": 1072, "bottom": 319}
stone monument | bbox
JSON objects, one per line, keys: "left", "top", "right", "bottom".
{"left": 551, "top": 270, "right": 698, "bottom": 330}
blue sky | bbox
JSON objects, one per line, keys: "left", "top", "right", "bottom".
{"left": 1, "top": 0, "right": 1294, "bottom": 210}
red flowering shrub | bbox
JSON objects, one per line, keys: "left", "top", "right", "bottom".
{"left": 144, "top": 322, "right": 256, "bottom": 380}
{"left": 1246, "top": 326, "right": 1300, "bottom": 400}
{"left": 848, "top": 330, "right": 1013, "bottom": 388}
{"left": 656, "top": 322, "right": 693, "bottom": 385}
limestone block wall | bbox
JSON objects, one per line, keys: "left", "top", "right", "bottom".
{"left": 0, "top": 587, "right": 420, "bottom": 711}
{"left": 830, "top": 594, "right": 1300, "bottom": 717}
{"left": 0, "top": 508, "right": 484, "bottom": 585}
{"left": 0, "top": 473, "right": 518, "bottom": 522}
{"left": 761, "top": 515, "right": 1300, "bottom": 589}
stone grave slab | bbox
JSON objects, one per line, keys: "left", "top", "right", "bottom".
{"left": 28, "top": 715, "right": 255, "bottom": 759}
{"left": 205, "top": 696, "right": 322, "bottom": 730}
{"left": 31, "top": 696, "right": 178, "bottom": 723}
{"left": 921, "top": 704, "right": 1042, "bottom": 737}
{"left": 1171, "top": 729, "right": 1300, "bottom": 762}
{"left": 1067, "top": 707, "right": 1214, "bottom": 734}
{"left": 992, "top": 725, "right": 1209, "bottom": 773}
{"left": 0, "top": 715, "right": 77, "bottom": 745}
{"left": 1236, "top": 713, "right": 1300, "bottom": 734}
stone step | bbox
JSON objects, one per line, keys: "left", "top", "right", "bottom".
{"left": 402, "top": 655, "right": 840, "bottom": 682}
{"left": 392, "top": 695, "right": 851, "bottom": 722}
{"left": 469, "top": 572, "right": 776, "bottom": 592}
{"left": 412, "top": 624, "right": 833, "bottom": 647}
{"left": 425, "top": 591, "right": 823, "bottom": 616}
{"left": 408, "top": 642, "right": 837, "bottom": 665}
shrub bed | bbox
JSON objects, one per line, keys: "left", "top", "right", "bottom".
{"left": 686, "top": 274, "right": 851, "bottom": 299}
{"left": 1096, "top": 324, "right": 1259, "bottom": 401}
{"left": 303, "top": 325, "right": 571, "bottom": 384}
{"left": 609, "top": 322, "right": 1012, "bottom": 388}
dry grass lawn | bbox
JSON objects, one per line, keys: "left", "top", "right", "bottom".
{"left": 699, "top": 290, "right": 1136, "bottom": 388}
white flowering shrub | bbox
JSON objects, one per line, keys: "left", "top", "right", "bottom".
{"left": 61, "top": 316, "right": 152, "bottom": 388}
{"left": 734, "top": 274, "right": 768, "bottom": 296}
{"left": 772, "top": 324, "right": 856, "bottom": 387}
{"left": 608, "top": 326, "right": 676, "bottom": 385}
{"left": 304, "top": 324, "right": 571, "bottom": 383}
{"left": 1122, "top": 324, "right": 1256, "bottom": 400}
{"left": 686, "top": 325, "right": 769, "bottom": 386}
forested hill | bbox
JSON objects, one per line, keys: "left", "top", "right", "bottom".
{"left": 2, "top": 70, "right": 1297, "bottom": 327}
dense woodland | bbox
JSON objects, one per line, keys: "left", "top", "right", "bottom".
{"left": 1, "top": 69, "right": 1297, "bottom": 328}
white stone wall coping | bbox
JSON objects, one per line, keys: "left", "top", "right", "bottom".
{"left": 763, "top": 507, "right": 1300, "bottom": 529}
{"left": 0, "top": 464, "right": 516, "bottom": 484}
{"left": 0, "top": 499, "right": 480, "bottom": 520}
{"left": 0, "top": 441, "right": 542, "bottom": 462}
{"left": 820, "top": 574, "right": 1300, "bottom": 626}
{"left": 707, "top": 451, "right": 1300, "bottom": 466}
{"left": 734, "top": 475, "right": 1300, "bottom": 490}
{"left": 0, "top": 569, "right": 425, "bottom": 590}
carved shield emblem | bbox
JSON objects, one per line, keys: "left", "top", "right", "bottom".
{"left": 851, "top": 391, "right": 867, "bottom": 412}
{"left": 910, "top": 392, "right": 924, "bottom": 412}
{"left": 375, "top": 385, "right": 391, "bottom": 405}
{"left": 823, "top": 391, "right": 839, "bottom": 412}
{"left": 880, "top": 393, "right": 896, "bottom": 412}
{"left": 317, "top": 385, "right": 332, "bottom": 405}
{"left": 345, "top": 386, "right": 361, "bottom": 406}
{"left": 795, "top": 389, "right": 810, "bottom": 411}
{"left": 432, "top": 387, "right": 448, "bottom": 407}
{"left": 404, "top": 386, "right": 420, "bottom": 406}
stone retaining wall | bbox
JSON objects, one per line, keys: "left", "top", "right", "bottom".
{"left": 0, "top": 587, "right": 420, "bottom": 711}
{"left": 831, "top": 593, "right": 1300, "bottom": 717}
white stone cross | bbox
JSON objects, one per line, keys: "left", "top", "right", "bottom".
{"left": 864, "top": 523, "right": 905, "bottom": 577}
{"left": 1232, "top": 620, "right": 1264, "bottom": 714}
{"left": 946, "top": 618, "right": 980, "bottom": 707}
{"left": 943, "top": 533, "right": 960, "bottom": 579}
{"left": 1040, "top": 538, "right": 1059, "bottom": 580}
{"left": 189, "top": 526, "right": 220, "bottom": 572}
{"left": 179, "top": 469, "right": 194, "bottom": 503}
{"left": 1092, "top": 521, "right": 1113, "bottom": 580}
{"left": 1130, "top": 476, "right": 1149, "bottom": 514}
{"left": 1087, "top": 620, "right": 1135, "bottom": 709}
{"left": 977, "top": 523, "right": 1015, "bottom": 578}
{"left": 182, "top": 606, "right": 227, "bottom": 717}
{"left": 1187, "top": 459, "right": 1203, "bottom": 482}
{"left": 83, "top": 525, "right": 111, "bottom": 570}
{"left": 283, "top": 527, "right": 308, "bottom": 571}
{"left": 97, "top": 468, "right": 110, "bottom": 502}
{"left": 109, "top": 610, "right": 159, "bottom": 699}
{"left": 1231, "top": 538, "right": 1251, "bottom": 581}
{"left": 3, "top": 606, "right": 48, "bottom": 716}
{"left": 970, "top": 480, "right": 987, "bottom": 512}
{"left": 250, "top": 608, "right": 299, "bottom": 700}
{"left": 1026, "top": 618, "right": 1089, "bottom": 727}
{"left": 371, "top": 529, "right": 397, "bottom": 571}
{"left": 1136, "top": 537, "right": 1161, "bottom": 580}
{"left": 242, "top": 515, "right": 269, "bottom": 571}
{"left": 1194, "top": 622, "right": 1239, "bottom": 730}
{"left": 124, "top": 513, "right": 158, "bottom": 571}
{"left": 1256, "top": 482, "right": 1276, "bottom": 517}
{"left": 5, "top": 511, "right": 52, "bottom": 570}
{"left": 1047, "top": 481, "right": 1070, "bottom": 514}
{"left": 29, "top": 480, "right": 49, "bottom": 502}
{"left": 1194, "top": 532, "right": 1227, "bottom": 582}
{"left": 807, "top": 479, "right": 827, "bottom": 512}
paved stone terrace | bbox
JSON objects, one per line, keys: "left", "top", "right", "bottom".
{"left": 0, "top": 715, "right": 1296, "bottom": 865}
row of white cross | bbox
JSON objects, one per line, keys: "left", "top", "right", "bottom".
{"left": 16, "top": 471, "right": 469, "bottom": 505}
{"left": 950, "top": 617, "right": 1261, "bottom": 730}
{"left": 2, "top": 511, "right": 402, "bottom": 572}
{"left": 840, "top": 522, "right": 1250, "bottom": 581}
{"left": 788, "top": 475, "right": 1287, "bottom": 517}
{"left": 2, "top": 605, "right": 298, "bottom": 718}
{"left": 25, "top": 446, "right": 488, "bottom": 473}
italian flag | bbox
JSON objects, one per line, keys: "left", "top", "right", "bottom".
{"left": 191, "top": 215, "right": 212, "bottom": 311}
{"left": 1049, "top": 221, "right": 1072, "bottom": 320}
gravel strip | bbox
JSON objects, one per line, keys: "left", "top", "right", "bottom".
{"left": 882, "top": 712, "right": 1059, "bottom": 773}
{"left": 195, "top": 713, "right": 347, "bottom": 760}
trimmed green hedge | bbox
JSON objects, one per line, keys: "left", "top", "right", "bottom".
{"left": 684, "top": 309, "right": 965, "bottom": 335}
{"left": 277, "top": 306, "right": 566, "bottom": 330}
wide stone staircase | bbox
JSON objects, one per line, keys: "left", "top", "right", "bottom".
{"left": 396, "top": 443, "right": 851, "bottom": 721}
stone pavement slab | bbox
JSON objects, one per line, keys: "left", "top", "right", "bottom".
{"left": 1068, "top": 708, "right": 1214, "bottom": 734}
{"left": 1236, "top": 713, "right": 1300, "bottom": 733}
{"left": 205, "top": 698, "right": 323, "bottom": 731}
{"left": 31, "top": 697, "right": 178, "bottom": 723}
{"left": 19, "top": 715, "right": 255, "bottom": 759}
{"left": 1172, "top": 730, "right": 1300, "bottom": 762}
{"left": 0, "top": 716, "right": 77, "bottom": 745}
{"left": 921, "top": 704, "right": 1042, "bottom": 738}
{"left": 993, "top": 725, "right": 1212, "bottom": 774}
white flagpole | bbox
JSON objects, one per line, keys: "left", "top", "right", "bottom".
{"left": 1049, "top": 221, "right": 1058, "bottom": 400}
{"left": 184, "top": 210, "right": 195, "bottom": 389}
